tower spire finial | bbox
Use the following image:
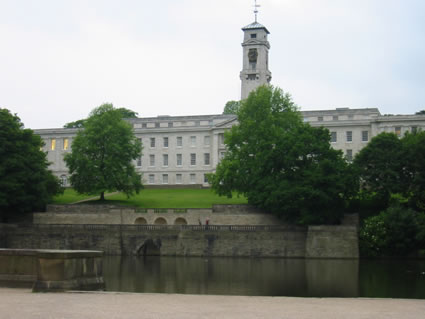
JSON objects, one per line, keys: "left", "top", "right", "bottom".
{"left": 253, "top": 0, "right": 261, "bottom": 22}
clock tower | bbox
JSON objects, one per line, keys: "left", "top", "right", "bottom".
{"left": 240, "top": 21, "right": 272, "bottom": 100}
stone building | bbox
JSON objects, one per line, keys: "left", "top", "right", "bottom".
{"left": 34, "top": 20, "right": 425, "bottom": 186}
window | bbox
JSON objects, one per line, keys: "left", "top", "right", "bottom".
{"left": 412, "top": 126, "right": 418, "bottom": 134}
{"left": 220, "top": 151, "right": 226, "bottom": 160}
{"left": 149, "top": 174, "right": 155, "bottom": 184}
{"left": 137, "top": 156, "right": 142, "bottom": 167}
{"left": 346, "top": 149, "right": 353, "bottom": 162}
{"left": 60, "top": 175, "right": 67, "bottom": 186}
{"left": 218, "top": 133, "right": 224, "bottom": 145}
{"left": 163, "top": 137, "right": 168, "bottom": 148}
{"left": 333, "top": 115, "right": 338, "bottom": 121}
{"left": 362, "top": 131, "right": 369, "bottom": 142}
{"left": 395, "top": 126, "right": 401, "bottom": 136}
{"left": 150, "top": 138, "right": 155, "bottom": 148}
{"left": 330, "top": 132, "right": 337, "bottom": 143}
{"left": 142, "top": 123, "right": 147, "bottom": 128}
{"left": 346, "top": 131, "right": 352, "bottom": 142}
{"left": 204, "top": 174, "right": 209, "bottom": 184}
{"left": 204, "top": 135, "right": 210, "bottom": 146}
{"left": 190, "top": 136, "right": 196, "bottom": 147}
{"left": 176, "top": 174, "right": 182, "bottom": 184}
{"left": 190, "top": 173, "right": 196, "bottom": 184}
{"left": 176, "top": 154, "right": 182, "bottom": 166}
{"left": 348, "top": 114, "right": 354, "bottom": 120}
{"left": 63, "top": 138, "right": 69, "bottom": 150}
{"left": 155, "top": 122, "right": 160, "bottom": 128}
{"left": 176, "top": 136, "right": 182, "bottom": 147}
{"left": 163, "top": 154, "right": 168, "bottom": 166}
{"left": 204, "top": 153, "right": 210, "bottom": 165}
{"left": 168, "top": 122, "right": 173, "bottom": 128}
{"left": 149, "top": 154, "right": 155, "bottom": 167}
{"left": 190, "top": 153, "right": 196, "bottom": 166}
{"left": 162, "top": 174, "right": 168, "bottom": 184}
{"left": 250, "top": 33, "right": 257, "bottom": 38}
{"left": 51, "top": 139, "right": 56, "bottom": 150}
{"left": 247, "top": 74, "right": 256, "bottom": 80}
{"left": 318, "top": 116, "right": 323, "bottom": 122}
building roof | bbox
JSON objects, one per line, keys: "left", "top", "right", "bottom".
{"left": 242, "top": 21, "right": 270, "bottom": 34}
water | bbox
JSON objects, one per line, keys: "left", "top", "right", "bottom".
{"left": 103, "top": 256, "right": 425, "bottom": 298}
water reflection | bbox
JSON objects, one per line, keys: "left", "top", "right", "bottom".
{"left": 103, "top": 256, "right": 363, "bottom": 297}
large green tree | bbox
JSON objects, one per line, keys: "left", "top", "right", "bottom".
{"left": 402, "top": 131, "right": 425, "bottom": 210}
{"left": 353, "top": 132, "right": 404, "bottom": 206}
{"left": 0, "top": 109, "right": 62, "bottom": 221}
{"left": 222, "top": 100, "right": 241, "bottom": 115}
{"left": 64, "top": 107, "right": 139, "bottom": 128}
{"left": 209, "top": 86, "right": 356, "bottom": 225}
{"left": 64, "top": 104, "right": 142, "bottom": 200}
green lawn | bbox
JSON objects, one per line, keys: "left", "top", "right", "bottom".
{"left": 53, "top": 188, "right": 247, "bottom": 208}
{"left": 52, "top": 189, "right": 94, "bottom": 204}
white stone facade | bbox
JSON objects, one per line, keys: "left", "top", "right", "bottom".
{"left": 240, "top": 22, "right": 272, "bottom": 100}
{"left": 35, "top": 109, "right": 425, "bottom": 186}
{"left": 33, "top": 20, "right": 425, "bottom": 186}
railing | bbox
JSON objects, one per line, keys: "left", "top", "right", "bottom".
{"left": 14, "top": 224, "right": 307, "bottom": 232}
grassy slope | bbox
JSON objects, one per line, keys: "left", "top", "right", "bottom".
{"left": 53, "top": 188, "right": 247, "bottom": 208}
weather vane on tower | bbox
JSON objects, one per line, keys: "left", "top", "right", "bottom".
{"left": 253, "top": 0, "right": 261, "bottom": 22}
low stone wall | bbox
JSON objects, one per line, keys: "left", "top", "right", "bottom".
{"left": 306, "top": 226, "right": 359, "bottom": 259}
{"left": 34, "top": 204, "right": 283, "bottom": 226}
{"left": 1, "top": 224, "right": 359, "bottom": 258}
{"left": 0, "top": 248, "right": 104, "bottom": 292}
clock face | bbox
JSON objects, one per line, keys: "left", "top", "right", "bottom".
{"left": 248, "top": 49, "right": 258, "bottom": 63}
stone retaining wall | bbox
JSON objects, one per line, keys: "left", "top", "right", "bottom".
{"left": 34, "top": 204, "right": 283, "bottom": 226}
{"left": 1, "top": 224, "right": 359, "bottom": 258}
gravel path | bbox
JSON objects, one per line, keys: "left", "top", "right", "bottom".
{"left": 1, "top": 288, "right": 424, "bottom": 319}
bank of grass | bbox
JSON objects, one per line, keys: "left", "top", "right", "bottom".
{"left": 53, "top": 188, "right": 247, "bottom": 208}
{"left": 52, "top": 188, "right": 93, "bottom": 204}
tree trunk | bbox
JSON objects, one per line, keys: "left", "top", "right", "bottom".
{"left": 100, "top": 192, "right": 105, "bottom": 201}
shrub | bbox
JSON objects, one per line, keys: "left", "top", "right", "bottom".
{"left": 360, "top": 205, "right": 424, "bottom": 257}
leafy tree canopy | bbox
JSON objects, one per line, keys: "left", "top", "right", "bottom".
{"left": 222, "top": 100, "right": 241, "bottom": 115}
{"left": 64, "top": 104, "right": 142, "bottom": 200}
{"left": 415, "top": 110, "right": 425, "bottom": 115}
{"left": 402, "top": 131, "right": 425, "bottom": 210}
{"left": 353, "top": 132, "right": 404, "bottom": 203}
{"left": 63, "top": 107, "right": 139, "bottom": 128}
{"left": 209, "top": 86, "right": 357, "bottom": 225}
{"left": 0, "top": 109, "right": 62, "bottom": 220}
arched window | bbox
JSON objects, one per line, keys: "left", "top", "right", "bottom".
{"left": 154, "top": 217, "right": 167, "bottom": 225}
{"left": 134, "top": 217, "right": 147, "bottom": 225}
{"left": 174, "top": 217, "right": 187, "bottom": 225}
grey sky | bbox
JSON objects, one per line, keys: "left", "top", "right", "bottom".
{"left": 1, "top": 0, "right": 424, "bottom": 129}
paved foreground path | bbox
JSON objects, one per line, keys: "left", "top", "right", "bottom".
{"left": 0, "top": 288, "right": 424, "bottom": 319}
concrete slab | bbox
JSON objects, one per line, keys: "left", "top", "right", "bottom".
{"left": 0, "top": 288, "right": 424, "bottom": 319}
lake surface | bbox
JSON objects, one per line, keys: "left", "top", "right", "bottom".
{"left": 103, "top": 256, "right": 425, "bottom": 299}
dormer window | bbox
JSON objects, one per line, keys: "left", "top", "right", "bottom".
{"left": 251, "top": 33, "right": 257, "bottom": 38}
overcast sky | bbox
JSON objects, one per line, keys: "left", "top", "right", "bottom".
{"left": 1, "top": 0, "right": 424, "bottom": 129}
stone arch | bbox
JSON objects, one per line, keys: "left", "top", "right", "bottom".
{"left": 154, "top": 217, "right": 167, "bottom": 225}
{"left": 174, "top": 217, "right": 187, "bottom": 225}
{"left": 134, "top": 217, "right": 147, "bottom": 225}
{"left": 134, "top": 238, "right": 162, "bottom": 256}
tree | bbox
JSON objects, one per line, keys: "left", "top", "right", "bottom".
{"left": 63, "top": 107, "right": 138, "bottom": 128}
{"left": 402, "top": 131, "right": 425, "bottom": 211}
{"left": 353, "top": 133, "right": 404, "bottom": 206}
{"left": 415, "top": 110, "right": 425, "bottom": 115}
{"left": 64, "top": 104, "right": 142, "bottom": 200}
{"left": 222, "top": 100, "right": 241, "bottom": 115}
{"left": 0, "top": 109, "right": 62, "bottom": 221}
{"left": 359, "top": 205, "right": 424, "bottom": 257}
{"left": 209, "top": 86, "right": 356, "bottom": 225}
